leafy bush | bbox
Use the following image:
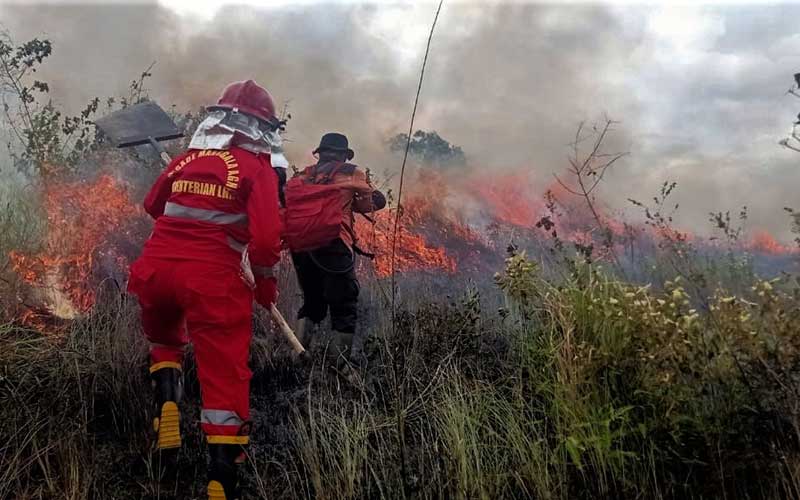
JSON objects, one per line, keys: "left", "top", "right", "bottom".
{"left": 497, "top": 251, "right": 800, "bottom": 498}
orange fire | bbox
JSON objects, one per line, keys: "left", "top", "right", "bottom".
{"left": 356, "top": 166, "right": 797, "bottom": 277}
{"left": 748, "top": 230, "right": 795, "bottom": 255}
{"left": 469, "top": 171, "right": 543, "bottom": 228}
{"left": 359, "top": 211, "right": 457, "bottom": 277}
{"left": 356, "top": 170, "right": 476, "bottom": 277}
{"left": 9, "top": 174, "right": 141, "bottom": 319}
{"left": 8, "top": 163, "right": 796, "bottom": 325}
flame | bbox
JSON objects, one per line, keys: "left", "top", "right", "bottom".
{"left": 652, "top": 225, "right": 695, "bottom": 243}
{"left": 8, "top": 163, "right": 795, "bottom": 325}
{"left": 356, "top": 166, "right": 796, "bottom": 277}
{"left": 9, "top": 174, "right": 141, "bottom": 320}
{"left": 469, "top": 171, "right": 543, "bottom": 228}
{"left": 359, "top": 211, "right": 457, "bottom": 277}
{"left": 748, "top": 230, "right": 795, "bottom": 255}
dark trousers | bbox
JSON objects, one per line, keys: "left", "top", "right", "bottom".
{"left": 292, "top": 239, "right": 359, "bottom": 334}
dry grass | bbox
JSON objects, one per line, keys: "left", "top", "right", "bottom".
{"left": 1, "top": 225, "right": 800, "bottom": 500}
{"left": 0, "top": 291, "right": 150, "bottom": 499}
{"left": 2, "top": 248, "right": 800, "bottom": 499}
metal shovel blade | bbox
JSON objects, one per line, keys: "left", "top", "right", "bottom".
{"left": 94, "top": 101, "right": 183, "bottom": 148}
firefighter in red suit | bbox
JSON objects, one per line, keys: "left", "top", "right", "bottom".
{"left": 127, "top": 80, "right": 282, "bottom": 500}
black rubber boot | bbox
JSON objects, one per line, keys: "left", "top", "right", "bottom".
{"left": 150, "top": 367, "right": 183, "bottom": 450}
{"left": 207, "top": 444, "right": 243, "bottom": 500}
{"left": 152, "top": 367, "right": 183, "bottom": 408}
{"left": 329, "top": 330, "right": 354, "bottom": 369}
{"left": 297, "top": 318, "right": 323, "bottom": 349}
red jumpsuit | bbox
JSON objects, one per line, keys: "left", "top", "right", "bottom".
{"left": 128, "top": 146, "right": 281, "bottom": 443}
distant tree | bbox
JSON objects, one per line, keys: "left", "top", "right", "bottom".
{"left": 388, "top": 129, "right": 466, "bottom": 167}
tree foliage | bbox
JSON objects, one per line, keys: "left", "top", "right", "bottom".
{"left": 388, "top": 129, "right": 466, "bottom": 167}
{"left": 0, "top": 32, "right": 105, "bottom": 177}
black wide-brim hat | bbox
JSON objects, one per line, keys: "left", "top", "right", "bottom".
{"left": 313, "top": 132, "right": 355, "bottom": 160}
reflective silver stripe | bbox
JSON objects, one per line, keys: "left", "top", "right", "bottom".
{"left": 252, "top": 265, "right": 274, "bottom": 278}
{"left": 164, "top": 202, "right": 248, "bottom": 226}
{"left": 227, "top": 236, "right": 246, "bottom": 253}
{"left": 201, "top": 409, "right": 243, "bottom": 426}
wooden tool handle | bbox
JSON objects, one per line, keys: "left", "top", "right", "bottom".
{"left": 269, "top": 304, "right": 306, "bottom": 355}
{"left": 147, "top": 136, "right": 172, "bottom": 166}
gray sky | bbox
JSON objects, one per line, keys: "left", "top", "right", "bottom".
{"left": 1, "top": 1, "right": 798, "bottom": 241}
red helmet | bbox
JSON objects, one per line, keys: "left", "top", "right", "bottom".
{"left": 209, "top": 80, "right": 277, "bottom": 124}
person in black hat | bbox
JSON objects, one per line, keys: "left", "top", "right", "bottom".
{"left": 313, "top": 132, "right": 355, "bottom": 160}
{"left": 285, "top": 132, "right": 386, "bottom": 369}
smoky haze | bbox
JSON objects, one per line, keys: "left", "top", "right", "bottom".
{"left": 1, "top": 2, "right": 798, "bottom": 241}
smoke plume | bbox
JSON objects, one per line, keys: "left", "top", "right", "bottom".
{"left": 2, "top": 1, "right": 799, "bottom": 241}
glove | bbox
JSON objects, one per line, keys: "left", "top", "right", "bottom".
{"left": 255, "top": 276, "right": 278, "bottom": 308}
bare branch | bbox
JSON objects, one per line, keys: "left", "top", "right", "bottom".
{"left": 555, "top": 117, "right": 629, "bottom": 271}
{"left": 779, "top": 139, "right": 800, "bottom": 153}
{"left": 552, "top": 173, "right": 583, "bottom": 196}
